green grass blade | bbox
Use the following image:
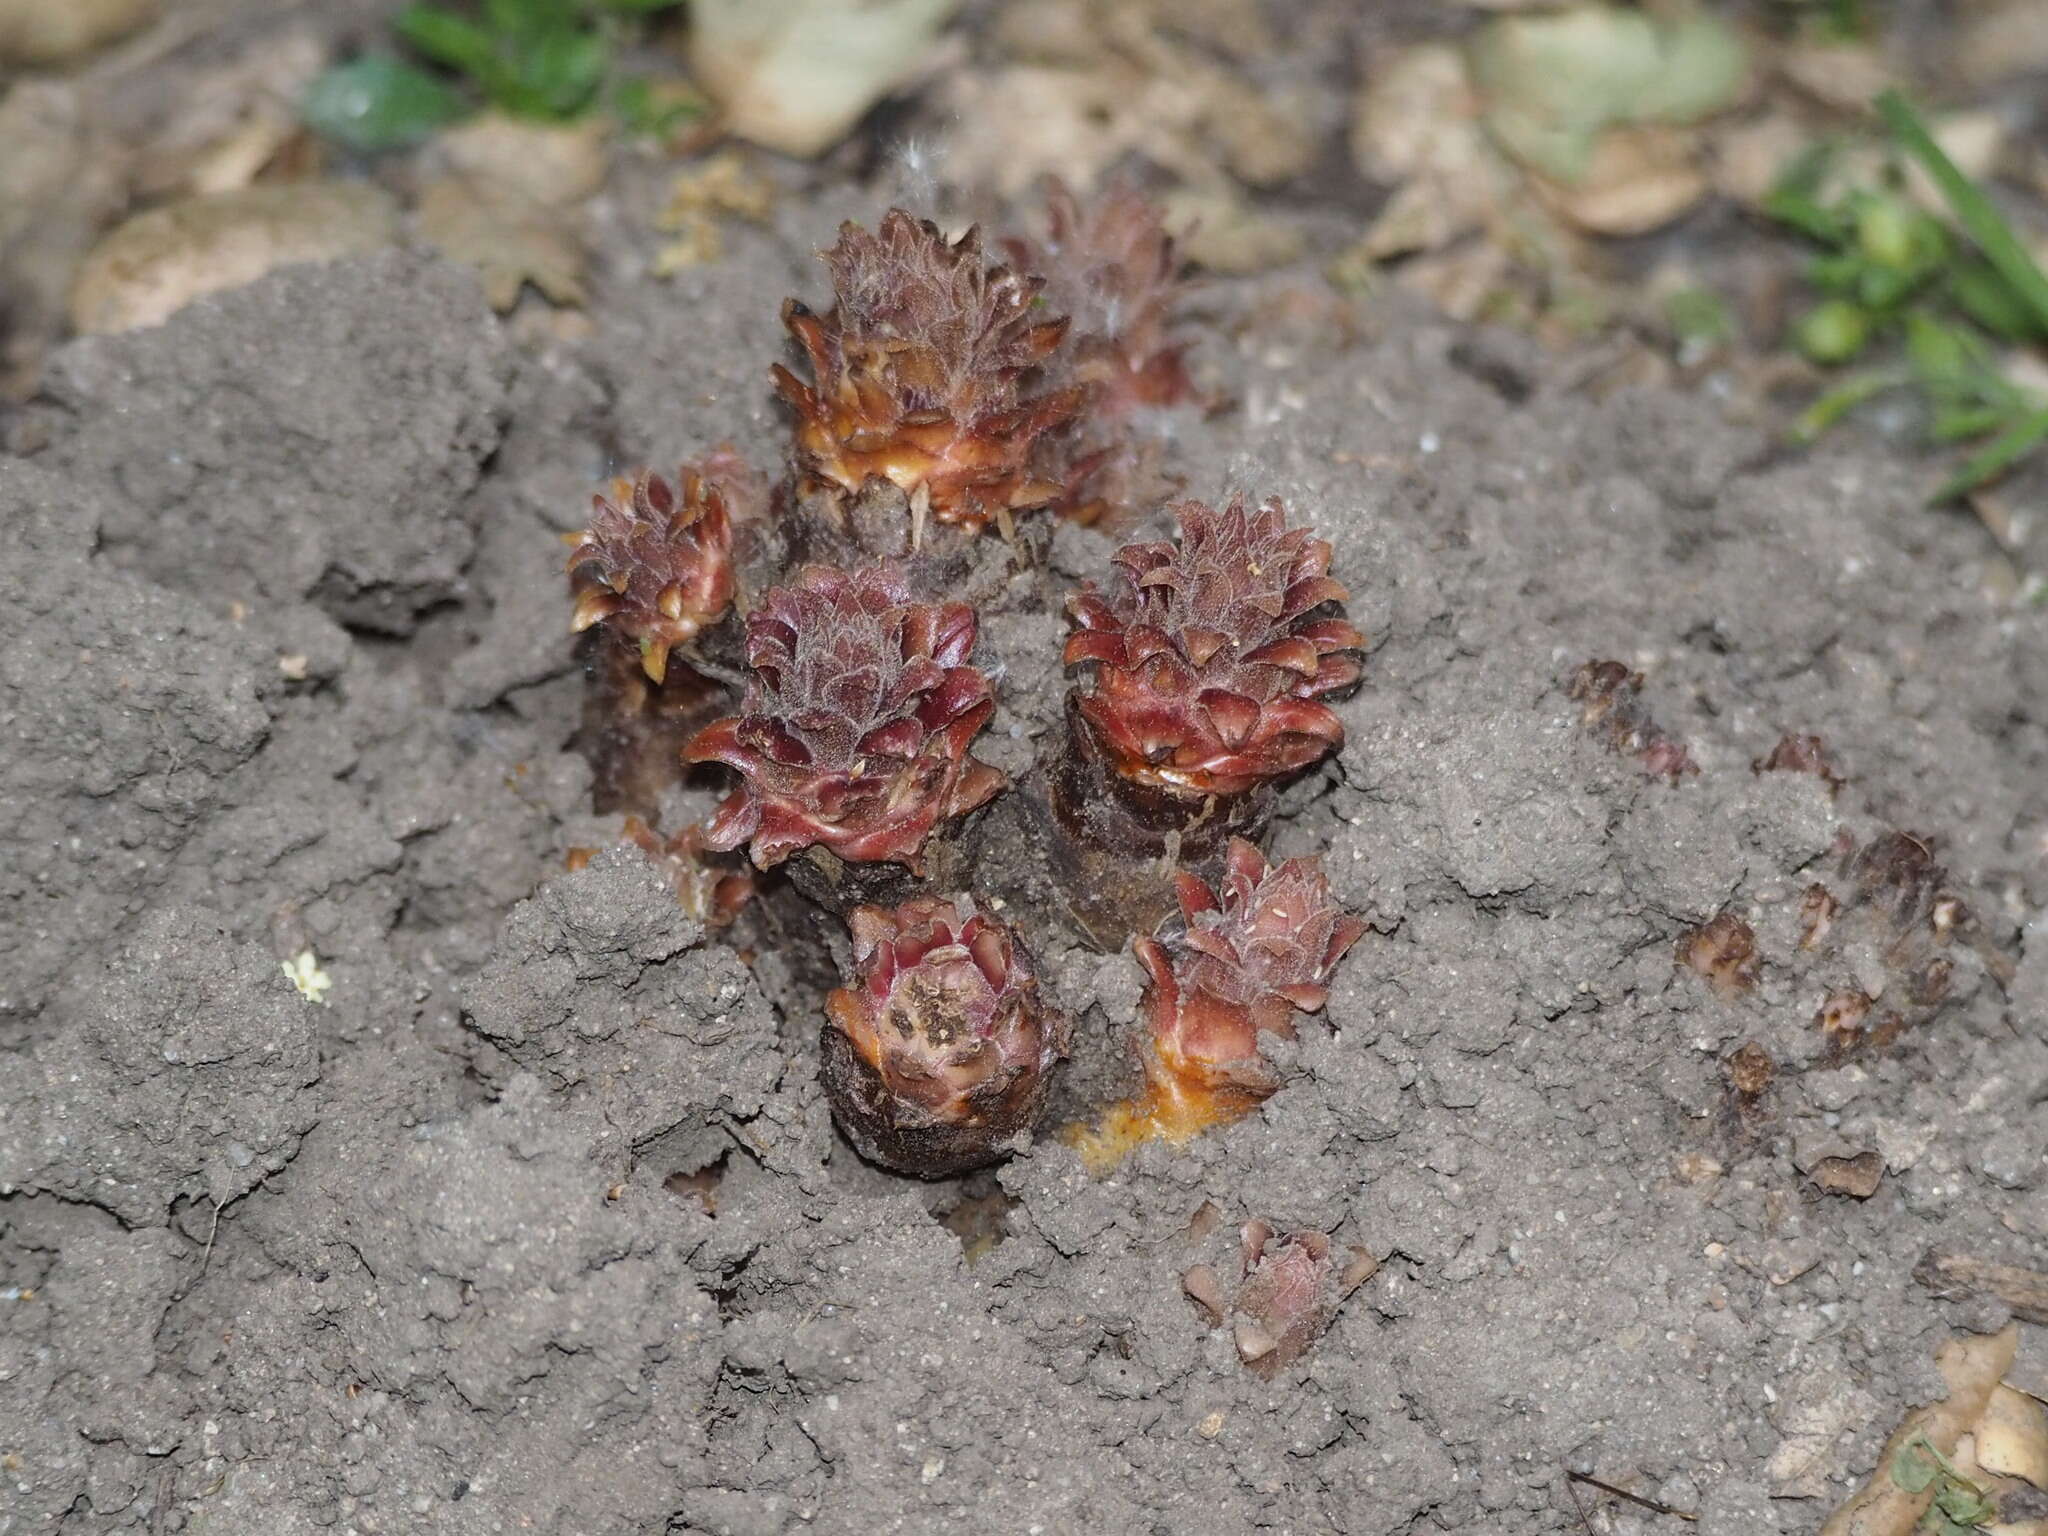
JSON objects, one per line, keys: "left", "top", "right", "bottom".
{"left": 1790, "top": 367, "right": 1909, "bottom": 442}
{"left": 1877, "top": 90, "right": 2048, "bottom": 333}
{"left": 1930, "top": 404, "right": 2048, "bottom": 501}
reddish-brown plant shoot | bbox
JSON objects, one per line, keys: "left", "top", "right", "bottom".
{"left": 1005, "top": 180, "right": 1197, "bottom": 524}
{"left": 1184, "top": 1221, "right": 1378, "bottom": 1378}
{"left": 1754, "top": 731, "right": 1843, "bottom": 794}
{"left": 1568, "top": 660, "right": 1698, "bottom": 780}
{"left": 1677, "top": 911, "right": 1759, "bottom": 999}
{"left": 772, "top": 210, "right": 1086, "bottom": 536}
{"left": 1075, "top": 839, "right": 1365, "bottom": 1170}
{"left": 684, "top": 564, "right": 1005, "bottom": 872}
{"left": 1014, "top": 178, "right": 1195, "bottom": 419}
{"left": 823, "top": 896, "right": 1070, "bottom": 1177}
{"left": 568, "top": 451, "right": 752, "bottom": 685}
{"left": 1064, "top": 496, "right": 1363, "bottom": 801}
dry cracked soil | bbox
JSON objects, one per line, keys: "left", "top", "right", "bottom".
{"left": 1, "top": 185, "right": 2045, "bottom": 1536}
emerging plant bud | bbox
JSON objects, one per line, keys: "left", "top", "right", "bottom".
{"left": 1185, "top": 1221, "right": 1377, "bottom": 1379}
{"left": 566, "top": 451, "right": 760, "bottom": 818}
{"left": 568, "top": 452, "right": 752, "bottom": 687}
{"left": 684, "top": 564, "right": 1005, "bottom": 874}
{"left": 1568, "top": 660, "right": 1697, "bottom": 780}
{"left": 772, "top": 210, "right": 1086, "bottom": 537}
{"left": 1075, "top": 840, "right": 1365, "bottom": 1171}
{"left": 1677, "top": 911, "right": 1759, "bottom": 998}
{"left": 1015, "top": 179, "right": 1194, "bottom": 418}
{"left": 621, "top": 816, "right": 756, "bottom": 929}
{"left": 1006, "top": 179, "right": 1198, "bottom": 526}
{"left": 1754, "top": 731, "right": 1842, "bottom": 794}
{"left": 1725, "top": 1040, "right": 1776, "bottom": 1103}
{"left": 823, "top": 897, "right": 1070, "bottom": 1177}
{"left": 1066, "top": 497, "right": 1362, "bottom": 800}
{"left": 1798, "top": 883, "right": 1839, "bottom": 950}
{"left": 1050, "top": 496, "right": 1362, "bottom": 946}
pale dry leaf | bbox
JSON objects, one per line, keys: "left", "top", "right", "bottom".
{"left": 0, "top": 81, "right": 129, "bottom": 393}
{"left": 1711, "top": 109, "right": 1812, "bottom": 208}
{"left": 1956, "top": 0, "right": 2048, "bottom": 87}
{"left": 70, "top": 181, "right": 398, "bottom": 335}
{"left": 1777, "top": 40, "right": 1897, "bottom": 113}
{"left": 131, "top": 30, "right": 327, "bottom": 199}
{"left": 1158, "top": 182, "right": 1301, "bottom": 274}
{"left": 435, "top": 113, "right": 610, "bottom": 209}
{"left": 949, "top": 0, "right": 1309, "bottom": 194}
{"left": 0, "top": 0, "right": 155, "bottom": 67}
{"left": 937, "top": 63, "right": 1205, "bottom": 197}
{"left": 1470, "top": 4, "right": 1748, "bottom": 183}
{"left": 1360, "top": 176, "right": 1486, "bottom": 262}
{"left": 1820, "top": 1325, "right": 2019, "bottom": 1536}
{"left": 1531, "top": 122, "right": 1707, "bottom": 236}
{"left": 1198, "top": 74, "right": 1317, "bottom": 187}
{"left": 688, "top": 0, "right": 961, "bottom": 159}
{"left": 415, "top": 175, "right": 586, "bottom": 312}
{"left": 652, "top": 152, "right": 776, "bottom": 274}
{"left": 1770, "top": 1380, "right": 1880, "bottom": 1499}
{"left": 1351, "top": 43, "right": 1477, "bottom": 182}
{"left": 1395, "top": 238, "right": 1516, "bottom": 325}
{"left": 1351, "top": 44, "right": 1516, "bottom": 259}
{"left": 1978, "top": 1384, "right": 2048, "bottom": 1489}
{"left": 989, "top": 0, "right": 1098, "bottom": 63}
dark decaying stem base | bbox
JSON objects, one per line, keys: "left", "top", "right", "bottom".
{"left": 788, "top": 480, "right": 1051, "bottom": 608}
{"left": 1044, "top": 694, "right": 1271, "bottom": 950}
{"left": 819, "top": 1022, "right": 1056, "bottom": 1179}
{"left": 783, "top": 802, "right": 992, "bottom": 918}
{"left": 575, "top": 628, "right": 729, "bottom": 819}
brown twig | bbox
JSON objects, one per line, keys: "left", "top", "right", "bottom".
{"left": 1567, "top": 1469, "right": 1699, "bottom": 1522}
{"left": 1914, "top": 1249, "right": 2048, "bottom": 1324}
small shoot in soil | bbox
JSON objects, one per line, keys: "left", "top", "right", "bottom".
{"left": 1766, "top": 93, "right": 2048, "bottom": 501}
{"left": 1889, "top": 1434, "right": 1997, "bottom": 1536}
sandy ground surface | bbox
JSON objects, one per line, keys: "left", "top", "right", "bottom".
{"left": 3, "top": 49, "right": 2048, "bottom": 1536}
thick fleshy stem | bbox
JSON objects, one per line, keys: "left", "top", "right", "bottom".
{"left": 1050, "top": 496, "right": 1362, "bottom": 946}
{"left": 822, "top": 896, "right": 1069, "bottom": 1177}
{"left": 1070, "top": 840, "right": 1365, "bottom": 1172}
{"left": 566, "top": 453, "right": 757, "bottom": 817}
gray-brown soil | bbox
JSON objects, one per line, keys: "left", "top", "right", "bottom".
{"left": 2, "top": 173, "right": 2044, "bottom": 1536}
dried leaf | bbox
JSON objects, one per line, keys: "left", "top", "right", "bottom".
{"left": 435, "top": 112, "right": 611, "bottom": 208}
{"left": 70, "top": 182, "right": 399, "bottom": 335}
{"left": 1470, "top": 5, "right": 1747, "bottom": 184}
{"left": 1350, "top": 44, "right": 1511, "bottom": 259}
{"left": 0, "top": 0, "right": 154, "bottom": 66}
{"left": 688, "top": 0, "right": 961, "bottom": 158}
{"left": 0, "top": 82, "right": 128, "bottom": 394}
{"left": 1159, "top": 183, "right": 1301, "bottom": 274}
{"left": 415, "top": 175, "right": 586, "bottom": 311}
{"left": 1956, "top": 0, "right": 2048, "bottom": 87}
{"left": 1777, "top": 40, "right": 1897, "bottom": 113}
{"left": 1530, "top": 122, "right": 1707, "bottom": 236}
{"left": 1821, "top": 1326, "right": 2018, "bottom": 1536}
{"left": 133, "top": 31, "right": 328, "bottom": 197}
{"left": 1978, "top": 1385, "right": 2048, "bottom": 1490}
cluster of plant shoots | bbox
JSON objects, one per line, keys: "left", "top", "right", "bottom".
{"left": 563, "top": 182, "right": 1370, "bottom": 1286}
{"left": 1769, "top": 92, "right": 2048, "bottom": 501}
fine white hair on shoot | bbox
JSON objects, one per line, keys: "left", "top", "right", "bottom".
{"left": 887, "top": 133, "right": 950, "bottom": 215}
